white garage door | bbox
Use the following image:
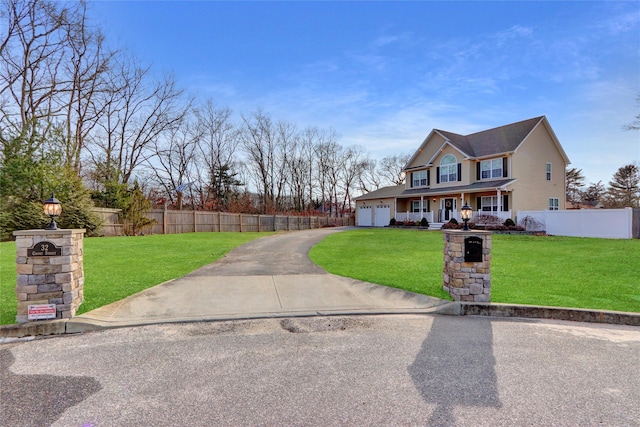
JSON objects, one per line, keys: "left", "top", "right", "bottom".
{"left": 357, "top": 206, "right": 372, "bottom": 227}
{"left": 374, "top": 205, "right": 391, "bottom": 227}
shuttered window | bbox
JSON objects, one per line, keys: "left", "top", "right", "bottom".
{"left": 439, "top": 155, "right": 458, "bottom": 183}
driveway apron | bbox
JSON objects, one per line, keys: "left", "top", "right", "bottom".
{"left": 70, "top": 228, "right": 449, "bottom": 329}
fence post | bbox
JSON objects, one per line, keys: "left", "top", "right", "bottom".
{"left": 239, "top": 213, "right": 242, "bottom": 232}
{"left": 193, "top": 211, "right": 197, "bottom": 233}
{"left": 163, "top": 204, "right": 168, "bottom": 235}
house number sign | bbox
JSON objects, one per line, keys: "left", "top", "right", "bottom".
{"left": 27, "top": 241, "right": 62, "bottom": 257}
{"left": 464, "top": 236, "right": 483, "bottom": 263}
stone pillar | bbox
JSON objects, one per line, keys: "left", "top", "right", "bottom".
{"left": 442, "top": 229, "right": 492, "bottom": 302}
{"left": 13, "top": 229, "right": 85, "bottom": 323}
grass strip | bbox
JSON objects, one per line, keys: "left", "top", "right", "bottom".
{"left": 0, "top": 232, "right": 271, "bottom": 325}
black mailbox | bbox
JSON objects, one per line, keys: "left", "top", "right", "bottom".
{"left": 464, "top": 236, "right": 483, "bottom": 262}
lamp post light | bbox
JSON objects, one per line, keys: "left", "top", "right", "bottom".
{"left": 460, "top": 203, "right": 472, "bottom": 231}
{"left": 43, "top": 193, "right": 62, "bottom": 230}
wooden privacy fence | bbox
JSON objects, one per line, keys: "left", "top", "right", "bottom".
{"left": 91, "top": 208, "right": 123, "bottom": 236}
{"left": 91, "top": 208, "right": 354, "bottom": 236}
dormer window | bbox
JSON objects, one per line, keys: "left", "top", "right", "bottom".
{"left": 439, "top": 155, "right": 457, "bottom": 183}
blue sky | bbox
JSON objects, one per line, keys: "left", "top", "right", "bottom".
{"left": 90, "top": 1, "right": 640, "bottom": 186}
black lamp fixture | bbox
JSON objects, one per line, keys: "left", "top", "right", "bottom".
{"left": 460, "top": 203, "right": 472, "bottom": 231}
{"left": 43, "top": 193, "right": 62, "bottom": 230}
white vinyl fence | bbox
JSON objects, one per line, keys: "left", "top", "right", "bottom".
{"left": 517, "top": 208, "right": 638, "bottom": 239}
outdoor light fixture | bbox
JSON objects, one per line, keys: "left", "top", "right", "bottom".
{"left": 460, "top": 204, "right": 472, "bottom": 231}
{"left": 43, "top": 193, "right": 62, "bottom": 230}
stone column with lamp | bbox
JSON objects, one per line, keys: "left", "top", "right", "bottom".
{"left": 442, "top": 204, "right": 492, "bottom": 302}
{"left": 13, "top": 194, "right": 86, "bottom": 322}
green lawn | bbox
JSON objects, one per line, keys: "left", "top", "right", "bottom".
{"left": 0, "top": 232, "right": 272, "bottom": 325}
{"left": 309, "top": 228, "right": 640, "bottom": 313}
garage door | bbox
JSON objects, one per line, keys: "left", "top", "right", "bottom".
{"left": 357, "top": 206, "right": 372, "bottom": 227}
{"left": 374, "top": 205, "right": 391, "bottom": 227}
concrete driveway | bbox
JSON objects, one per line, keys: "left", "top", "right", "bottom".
{"left": 69, "top": 228, "right": 448, "bottom": 330}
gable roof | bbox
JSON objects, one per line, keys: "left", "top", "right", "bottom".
{"left": 437, "top": 116, "right": 545, "bottom": 158}
{"left": 406, "top": 116, "right": 569, "bottom": 169}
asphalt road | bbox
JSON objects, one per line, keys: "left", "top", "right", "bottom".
{"left": 2, "top": 315, "right": 639, "bottom": 426}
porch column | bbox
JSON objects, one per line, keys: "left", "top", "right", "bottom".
{"left": 420, "top": 196, "right": 424, "bottom": 219}
{"left": 394, "top": 198, "right": 397, "bottom": 221}
{"left": 497, "top": 189, "right": 502, "bottom": 214}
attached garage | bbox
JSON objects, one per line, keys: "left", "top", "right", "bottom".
{"left": 357, "top": 205, "right": 373, "bottom": 226}
{"left": 374, "top": 205, "right": 391, "bottom": 227}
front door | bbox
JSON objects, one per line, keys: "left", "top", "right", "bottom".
{"left": 444, "top": 198, "right": 454, "bottom": 221}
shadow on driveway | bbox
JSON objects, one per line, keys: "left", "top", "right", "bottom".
{"left": 408, "top": 316, "right": 501, "bottom": 424}
{"left": 0, "top": 348, "right": 102, "bottom": 426}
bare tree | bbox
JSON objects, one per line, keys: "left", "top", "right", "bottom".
{"left": 378, "top": 153, "right": 411, "bottom": 186}
{"left": 315, "top": 131, "right": 342, "bottom": 216}
{"left": 299, "top": 126, "right": 321, "bottom": 210}
{"left": 195, "top": 100, "right": 241, "bottom": 211}
{"left": 358, "top": 158, "right": 381, "bottom": 193}
{"left": 0, "top": 0, "right": 77, "bottom": 144}
{"left": 240, "top": 110, "right": 279, "bottom": 213}
{"left": 146, "top": 114, "right": 202, "bottom": 209}
{"left": 62, "top": 1, "right": 113, "bottom": 172}
{"left": 339, "top": 145, "right": 370, "bottom": 213}
{"left": 88, "top": 56, "right": 189, "bottom": 185}
{"left": 287, "top": 134, "right": 311, "bottom": 212}
{"left": 273, "top": 120, "right": 297, "bottom": 211}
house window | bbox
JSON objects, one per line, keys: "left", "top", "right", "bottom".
{"left": 481, "top": 159, "right": 503, "bottom": 180}
{"left": 481, "top": 196, "right": 499, "bottom": 212}
{"left": 546, "top": 163, "right": 552, "bottom": 181}
{"left": 440, "top": 155, "right": 457, "bottom": 183}
{"left": 412, "top": 171, "right": 428, "bottom": 187}
{"left": 412, "top": 201, "right": 428, "bottom": 212}
{"left": 549, "top": 198, "right": 559, "bottom": 210}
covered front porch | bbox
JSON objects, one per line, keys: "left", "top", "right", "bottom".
{"left": 394, "top": 188, "right": 513, "bottom": 225}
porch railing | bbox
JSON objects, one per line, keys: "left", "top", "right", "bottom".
{"left": 396, "top": 210, "right": 512, "bottom": 224}
{"left": 396, "top": 211, "right": 435, "bottom": 223}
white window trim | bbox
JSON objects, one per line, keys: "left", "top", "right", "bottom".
{"left": 481, "top": 196, "right": 499, "bottom": 212}
{"left": 546, "top": 162, "right": 552, "bottom": 181}
{"left": 412, "top": 200, "right": 428, "bottom": 212}
{"left": 440, "top": 154, "right": 457, "bottom": 183}
{"left": 549, "top": 197, "right": 559, "bottom": 210}
{"left": 412, "top": 170, "right": 428, "bottom": 187}
{"left": 481, "top": 158, "right": 503, "bottom": 180}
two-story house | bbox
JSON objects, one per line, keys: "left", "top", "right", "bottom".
{"left": 355, "top": 116, "right": 570, "bottom": 227}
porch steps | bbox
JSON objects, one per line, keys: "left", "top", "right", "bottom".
{"left": 429, "top": 222, "right": 444, "bottom": 230}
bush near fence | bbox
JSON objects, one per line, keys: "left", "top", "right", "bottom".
{"left": 91, "top": 208, "right": 354, "bottom": 236}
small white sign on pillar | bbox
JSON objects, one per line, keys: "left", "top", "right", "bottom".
{"left": 28, "top": 304, "right": 57, "bottom": 320}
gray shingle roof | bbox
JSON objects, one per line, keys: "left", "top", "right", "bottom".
{"left": 436, "top": 116, "right": 544, "bottom": 157}
{"left": 354, "top": 185, "right": 405, "bottom": 201}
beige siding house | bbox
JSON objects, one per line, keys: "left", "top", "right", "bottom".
{"left": 355, "top": 116, "right": 570, "bottom": 227}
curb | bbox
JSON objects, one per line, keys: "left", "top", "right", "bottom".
{"left": 2, "top": 303, "right": 639, "bottom": 339}
{"left": 436, "top": 302, "right": 640, "bottom": 326}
